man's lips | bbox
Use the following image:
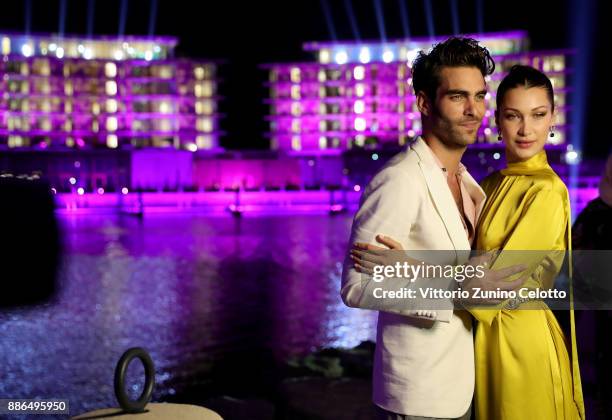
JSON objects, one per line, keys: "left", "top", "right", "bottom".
{"left": 460, "top": 121, "right": 480, "bottom": 129}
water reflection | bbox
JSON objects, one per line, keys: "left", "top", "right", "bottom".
{"left": 0, "top": 213, "right": 376, "bottom": 415}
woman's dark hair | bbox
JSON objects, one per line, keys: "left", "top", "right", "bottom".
{"left": 411, "top": 37, "right": 495, "bottom": 103}
{"left": 496, "top": 65, "right": 555, "bottom": 111}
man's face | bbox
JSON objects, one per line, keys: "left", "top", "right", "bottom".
{"left": 428, "top": 66, "right": 487, "bottom": 148}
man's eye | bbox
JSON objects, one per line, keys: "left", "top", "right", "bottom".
{"left": 476, "top": 94, "right": 486, "bottom": 101}
{"left": 450, "top": 95, "right": 462, "bottom": 101}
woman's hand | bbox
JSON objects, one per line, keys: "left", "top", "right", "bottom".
{"left": 350, "top": 234, "right": 404, "bottom": 274}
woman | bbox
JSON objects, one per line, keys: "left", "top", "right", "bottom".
{"left": 351, "top": 65, "right": 585, "bottom": 419}
{"left": 467, "top": 65, "right": 584, "bottom": 419}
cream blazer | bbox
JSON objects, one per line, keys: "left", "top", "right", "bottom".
{"left": 341, "top": 137, "right": 486, "bottom": 417}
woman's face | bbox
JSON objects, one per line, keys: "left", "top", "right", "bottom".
{"left": 496, "top": 86, "right": 554, "bottom": 162}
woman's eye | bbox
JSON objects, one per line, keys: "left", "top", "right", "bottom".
{"left": 534, "top": 113, "right": 546, "bottom": 118}
{"left": 504, "top": 114, "right": 517, "bottom": 120}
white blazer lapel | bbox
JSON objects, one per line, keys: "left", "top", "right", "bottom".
{"left": 411, "top": 138, "right": 471, "bottom": 252}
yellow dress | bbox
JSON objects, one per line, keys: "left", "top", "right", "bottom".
{"left": 470, "top": 151, "right": 585, "bottom": 419}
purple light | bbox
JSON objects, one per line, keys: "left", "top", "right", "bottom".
{"left": 353, "top": 185, "right": 361, "bottom": 192}
{"left": 77, "top": 187, "right": 85, "bottom": 195}
{"left": 69, "top": 177, "right": 77, "bottom": 185}
{"left": 97, "top": 187, "right": 105, "bottom": 195}
{"left": 121, "top": 187, "right": 129, "bottom": 195}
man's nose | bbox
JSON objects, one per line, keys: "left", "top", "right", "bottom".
{"left": 464, "top": 97, "right": 476, "bottom": 116}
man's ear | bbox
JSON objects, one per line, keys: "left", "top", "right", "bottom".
{"left": 416, "top": 91, "right": 431, "bottom": 117}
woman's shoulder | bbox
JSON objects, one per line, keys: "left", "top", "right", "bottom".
{"left": 526, "top": 169, "right": 568, "bottom": 198}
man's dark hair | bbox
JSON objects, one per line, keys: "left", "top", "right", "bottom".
{"left": 496, "top": 64, "right": 555, "bottom": 111}
{"left": 411, "top": 37, "right": 495, "bottom": 104}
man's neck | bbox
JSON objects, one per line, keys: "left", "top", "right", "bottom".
{"left": 421, "top": 133, "right": 466, "bottom": 177}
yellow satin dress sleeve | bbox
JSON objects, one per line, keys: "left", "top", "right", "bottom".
{"left": 470, "top": 151, "right": 585, "bottom": 419}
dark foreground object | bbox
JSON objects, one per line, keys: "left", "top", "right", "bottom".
{"left": 0, "top": 176, "right": 60, "bottom": 307}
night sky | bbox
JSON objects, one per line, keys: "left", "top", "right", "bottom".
{"left": 0, "top": 0, "right": 607, "bottom": 157}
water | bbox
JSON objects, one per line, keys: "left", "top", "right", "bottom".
{"left": 0, "top": 213, "right": 376, "bottom": 417}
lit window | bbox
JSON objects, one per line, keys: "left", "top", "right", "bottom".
{"left": 334, "top": 50, "right": 348, "bottom": 65}
{"left": 56, "top": 47, "right": 64, "bottom": 59}
{"left": 92, "top": 102, "right": 100, "bottom": 115}
{"left": 159, "top": 101, "right": 171, "bottom": 114}
{"left": 291, "top": 102, "right": 301, "bottom": 116}
{"left": 319, "top": 49, "right": 331, "bottom": 64}
{"left": 406, "top": 49, "right": 419, "bottom": 64}
{"left": 21, "top": 43, "right": 33, "bottom": 57}
{"left": 106, "top": 117, "right": 118, "bottom": 131}
{"left": 354, "top": 100, "right": 365, "bottom": 114}
{"left": 291, "top": 119, "right": 300, "bottom": 133}
{"left": 113, "top": 50, "right": 124, "bottom": 60}
{"left": 195, "top": 82, "right": 213, "bottom": 97}
{"left": 195, "top": 101, "right": 213, "bottom": 115}
{"left": 290, "top": 67, "right": 301, "bottom": 83}
{"left": 196, "top": 135, "right": 212, "bottom": 149}
{"left": 197, "top": 118, "right": 213, "bottom": 132}
{"left": 382, "top": 49, "right": 394, "bottom": 63}
{"left": 144, "top": 51, "right": 153, "bottom": 61}
{"left": 2, "top": 37, "right": 11, "bottom": 55}
{"left": 106, "top": 135, "right": 118, "bottom": 148}
{"left": 106, "top": 99, "right": 118, "bottom": 113}
{"left": 186, "top": 143, "right": 198, "bottom": 152}
{"left": 355, "top": 83, "right": 365, "bottom": 97}
{"left": 159, "top": 120, "right": 172, "bottom": 132}
{"left": 353, "top": 65, "right": 365, "bottom": 81}
{"left": 105, "top": 81, "right": 117, "bottom": 96}
{"left": 354, "top": 117, "right": 367, "bottom": 131}
{"left": 291, "top": 136, "right": 301, "bottom": 150}
{"left": 194, "top": 67, "right": 205, "bottom": 80}
{"left": 319, "top": 136, "right": 327, "bottom": 149}
{"left": 105, "top": 62, "right": 117, "bottom": 77}
{"left": 291, "top": 85, "right": 301, "bottom": 100}
{"left": 359, "top": 47, "right": 371, "bottom": 64}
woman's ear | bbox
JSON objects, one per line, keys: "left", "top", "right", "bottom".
{"left": 494, "top": 109, "right": 499, "bottom": 127}
{"left": 416, "top": 91, "right": 431, "bottom": 117}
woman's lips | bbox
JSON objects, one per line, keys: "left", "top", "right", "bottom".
{"left": 515, "top": 140, "right": 536, "bottom": 149}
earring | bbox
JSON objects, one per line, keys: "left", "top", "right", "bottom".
{"left": 549, "top": 127, "right": 555, "bottom": 138}
{"left": 497, "top": 135, "right": 502, "bottom": 141}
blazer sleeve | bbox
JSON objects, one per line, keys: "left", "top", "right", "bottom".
{"left": 340, "top": 165, "right": 454, "bottom": 321}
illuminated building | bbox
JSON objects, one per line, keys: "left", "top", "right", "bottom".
{"left": 0, "top": 32, "right": 221, "bottom": 151}
{"left": 265, "top": 31, "right": 569, "bottom": 152}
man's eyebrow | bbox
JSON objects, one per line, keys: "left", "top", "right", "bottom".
{"left": 444, "top": 89, "right": 488, "bottom": 96}
{"left": 445, "top": 89, "right": 469, "bottom": 96}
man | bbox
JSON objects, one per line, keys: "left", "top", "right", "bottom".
{"left": 341, "top": 38, "right": 521, "bottom": 419}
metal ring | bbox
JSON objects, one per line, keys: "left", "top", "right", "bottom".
{"left": 114, "top": 347, "right": 156, "bottom": 413}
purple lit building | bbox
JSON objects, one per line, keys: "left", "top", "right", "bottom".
{"left": 265, "top": 31, "right": 569, "bottom": 152}
{"left": 0, "top": 31, "right": 601, "bottom": 214}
